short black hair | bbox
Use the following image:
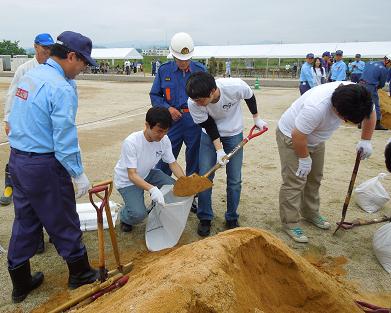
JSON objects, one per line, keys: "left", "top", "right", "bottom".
{"left": 186, "top": 72, "right": 217, "bottom": 99}
{"left": 50, "top": 43, "right": 87, "bottom": 64}
{"left": 385, "top": 142, "right": 391, "bottom": 172}
{"left": 146, "top": 107, "right": 172, "bottom": 129}
{"left": 331, "top": 84, "right": 372, "bottom": 124}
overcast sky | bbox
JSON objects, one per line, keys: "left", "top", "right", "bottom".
{"left": 1, "top": 0, "right": 389, "bottom": 48}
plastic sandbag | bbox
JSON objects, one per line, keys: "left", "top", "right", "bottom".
{"left": 354, "top": 173, "right": 390, "bottom": 213}
{"left": 373, "top": 222, "right": 391, "bottom": 273}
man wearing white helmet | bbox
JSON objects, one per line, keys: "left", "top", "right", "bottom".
{"left": 150, "top": 32, "right": 206, "bottom": 181}
{"left": 359, "top": 53, "right": 391, "bottom": 130}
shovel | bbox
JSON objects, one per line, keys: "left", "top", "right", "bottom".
{"left": 173, "top": 126, "right": 268, "bottom": 197}
{"left": 336, "top": 215, "right": 391, "bottom": 230}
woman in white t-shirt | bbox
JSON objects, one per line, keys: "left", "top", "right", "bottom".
{"left": 312, "top": 57, "right": 326, "bottom": 86}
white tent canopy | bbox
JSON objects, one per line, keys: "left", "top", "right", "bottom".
{"left": 91, "top": 48, "right": 143, "bottom": 60}
{"left": 178, "top": 41, "right": 391, "bottom": 59}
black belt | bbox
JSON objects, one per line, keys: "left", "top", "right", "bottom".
{"left": 12, "top": 148, "right": 54, "bottom": 156}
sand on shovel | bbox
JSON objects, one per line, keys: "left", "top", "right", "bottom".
{"left": 73, "top": 228, "right": 364, "bottom": 313}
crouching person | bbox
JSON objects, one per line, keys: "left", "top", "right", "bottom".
{"left": 114, "top": 107, "right": 186, "bottom": 232}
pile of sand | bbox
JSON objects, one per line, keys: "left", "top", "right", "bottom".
{"left": 72, "top": 228, "right": 362, "bottom": 313}
{"left": 380, "top": 89, "right": 391, "bottom": 128}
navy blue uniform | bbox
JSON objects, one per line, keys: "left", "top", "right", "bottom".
{"left": 150, "top": 60, "right": 206, "bottom": 176}
{"left": 360, "top": 61, "right": 388, "bottom": 120}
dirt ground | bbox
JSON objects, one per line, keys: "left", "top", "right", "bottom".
{"left": 0, "top": 77, "right": 391, "bottom": 312}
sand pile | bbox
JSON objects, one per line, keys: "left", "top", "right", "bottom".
{"left": 380, "top": 89, "right": 391, "bottom": 128}
{"left": 73, "top": 228, "right": 362, "bottom": 313}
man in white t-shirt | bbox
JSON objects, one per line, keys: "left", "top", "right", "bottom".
{"left": 276, "top": 82, "right": 376, "bottom": 243}
{"left": 186, "top": 72, "right": 268, "bottom": 236}
{"left": 114, "top": 107, "right": 186, "bottom": 232}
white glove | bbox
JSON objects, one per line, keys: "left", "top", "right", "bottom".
{"left": 253, "top": 117, "right": 268, "bottom": 130}
{"left": 73, "top": 173, "right": 90, "bottom": 199}
{"left": 296, "top": 156, "right": 312, "bottom": 178}
{"left": 216, "top": 149, "right": 229, "bottom": 166}
{"left": 149, "top": 186, "right": 165, "bottom": 205}
{"left": 356, "top": 139, "right": 372, "bottom": 160}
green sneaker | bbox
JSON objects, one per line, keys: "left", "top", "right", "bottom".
{"left": 306, "top": 215, "right": 330, "bottom": 230}
{"left": 284, "top": 227, "right": 308, "bottom": 243}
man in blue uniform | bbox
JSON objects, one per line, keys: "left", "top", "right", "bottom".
{"left": 150, "top": 32, "right": 206, "bottom": 177}
{"left": 321, "top": 51, "right": 331, "bottom": 77}
{"left": 349, "top": 54, "right": 365, "bottom": 83}
{"left": 6, "top": 31, "right": 99, "bottom": 303}
{"left": 360, "top": 53, "right": 391, "bottom": 130}
{"left": 299, "top": 53, "right": 315, "bottom": 95}
{"left": 330, "top": 50, "right": 347, "bottom": 81}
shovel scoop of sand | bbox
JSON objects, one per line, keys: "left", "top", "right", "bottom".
{"left": 173, "top": 174, "right": 213, "bottom": 197}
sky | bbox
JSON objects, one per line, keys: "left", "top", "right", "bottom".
{"left": 0, "top": 0, "right": 389, "bottom": 48}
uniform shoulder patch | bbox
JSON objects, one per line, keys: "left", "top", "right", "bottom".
{"left": 15, "top": 88, "right": 28, "bottom": 100}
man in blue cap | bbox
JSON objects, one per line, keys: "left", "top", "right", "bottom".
{"left": 321, "top": 51, "right": 332, "bottom": 77}
{"left": 299, "top": 53, "right": 315, "bottom": 95}
{"left": 349, "top": 54, "right": 366, "bottom": 83}
{"left": 6, "top": 31, "right": 99, "bottom": 303}
{"left": 359, "top": 53, "right": 391, "bottom": 130}
{"left": 330, "top": 50, "right": 347, "bottom": 81}
{"left": 2, "top": 33, "right": 54, "bottom": 255}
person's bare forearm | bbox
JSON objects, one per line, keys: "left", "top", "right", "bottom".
{"left": 291, "top": 128, "right": 309, "bottom": 158}
{"left": 169, "top": 161, "right": 185, "bottom": 179}
{"left": 361, "top": 110, "right": 376, "bottom": 140}
{"left": 127, "top": 169, "right": 153, "bottom": 191}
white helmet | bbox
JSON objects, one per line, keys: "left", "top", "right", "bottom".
{"left": 386, "top": 53, "right": 391, "bottom": 61}
{"left": 170, "top": 32, "right": 194, "bottom": 61}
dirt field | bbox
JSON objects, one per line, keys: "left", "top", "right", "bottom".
{"left": 0, "top": 77, "right": 391, "bottom": 312}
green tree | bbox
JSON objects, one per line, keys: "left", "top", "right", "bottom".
{"left": 0, "top": 40, "right": 26, "bottom": 56}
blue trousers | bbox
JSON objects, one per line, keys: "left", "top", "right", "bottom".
{"left": 118, "top": 169, "right": 175, "bottom": 225}
{"left": 299, "top": 82, "right": 311, "bottom": 95}
{"left": 197, "top": 132, "right": 243, "bottom": 221}
{"left": 156, "top": 112, "right": 201, "bottom": 176}
{"left": 364, "top": 84, "right": 381, "bottom": 120}
{"left": 7, "top": 149, "right": 85, "bottom": 268}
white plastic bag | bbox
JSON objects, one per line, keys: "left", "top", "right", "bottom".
{"left": 354, "top": 173, "right": 390, "bottom": 213}
{"left": 373, "top": 222, "right": 391, "bottom": 273}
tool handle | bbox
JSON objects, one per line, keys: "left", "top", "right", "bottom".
{"left": 92, "top": 180, "right": 113, "bottom": 199}
{"left": 203, "top": 126, "right": 268, "bottom": 178}
{"left": 333, "top": 150, "right": 361, "bottom": 235}
{"left": 88, "top": 186, "right": 109, "bottom": 223}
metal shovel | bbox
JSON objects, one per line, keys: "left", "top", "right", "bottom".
{"left": 173, "top": 126, "right": 268, "bottom": 197}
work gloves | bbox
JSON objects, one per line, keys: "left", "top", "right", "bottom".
{"left": 253, "top": 117, "right": 268, "bottom": 130}
{"left": 149, "top": 186, "right": 165, "bottom": 205}
{"left": 296, "top": 156, "right": 312, "bottom": 178}
{"left": 74, "top": 173, "right": 90, "bottom": 199}
{"left": 216, "top": 149, "right": 229, "bottom": 167}
{"left": 356, "top": 140, "right": 372, "bottom": 160}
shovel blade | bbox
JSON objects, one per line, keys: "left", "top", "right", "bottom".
{"left": 173, "top": 174, "right": 213, "bottom": 197}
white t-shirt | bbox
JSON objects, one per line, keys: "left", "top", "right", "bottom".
{"left": 114, "top": 131, "right": 175, "bottom": 189}
{"left": 278, "top": 82, "right": 353, "bottom": 147}
{"left": 312, "top": 67, "right": 326, "bottom": 86}
{"left": 188, "top": 78, "right": 253, "bottom": 137}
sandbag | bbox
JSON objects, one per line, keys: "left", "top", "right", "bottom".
{"left": 354, "top": 173, "right": 390, "bottom": 213}
{"left": 373, "top": 222, "right": 391, "bottom": 273}
{"left": 76, "top": 201, "right": 119, "bottom": 231}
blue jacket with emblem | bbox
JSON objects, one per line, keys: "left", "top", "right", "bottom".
{"left": 360, "top": 61, "right": 388, "bottom": 88}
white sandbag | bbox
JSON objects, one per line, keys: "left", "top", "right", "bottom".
{"left": 373, "top": 222, "right": 391, "bottom": 273}
{"left": 146, "top": 185, "right": 194, "bottom": 252}
{"left": 354, "top": 173, "right": 390, "bottom": 213}
{"left": 76, "top": 201, "right": 119, "bottom": 231}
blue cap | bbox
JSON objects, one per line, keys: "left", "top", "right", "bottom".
{"left": 56, "top": 31, "right": 97, "bottom": 67}
{"left": 322, "top": 51, "right": 331, "bottom": 57}
{"left": 306, "top": 53, "right": 314, "bottom": 58}
{"left": 355, "top": 53, "right": 361, "bottom": 58}
{"left": 335, "top": 50, "right": 343, "bottom": 55}
{"left": 34, "top": 33, "right": 54, "bottom": 46}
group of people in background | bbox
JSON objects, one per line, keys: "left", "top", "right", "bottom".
{"left": 299, "top": 50, "right": 391, "bottom": 130}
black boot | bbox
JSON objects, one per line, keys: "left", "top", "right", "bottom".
{"left": 197, "top": 220, "right": 211, "bottom": 237}
{"left": 67, "top": 252, "right": 99, "bottom": 289}
{"left": 36, "top": 230, "right": 45, "bottom": 254}
{"left": 375, "top": 120, "right": 388, "bottom": 130}
{"left": 8, "top": 261, "right": 44, "bottom": 303}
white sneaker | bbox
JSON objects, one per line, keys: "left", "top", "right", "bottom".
{"left": 306, "top": 215, "right": 330, "bottom": 230}
{"left": 284, "top": 227, "right": 309, "bottom": 243}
